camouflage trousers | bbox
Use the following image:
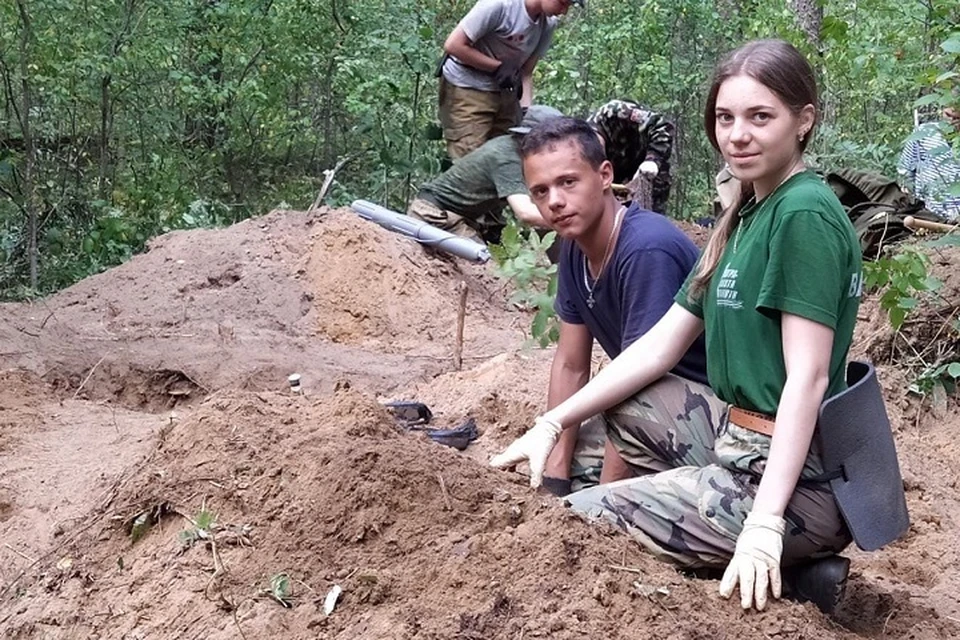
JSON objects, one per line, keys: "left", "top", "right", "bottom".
{"left": 406, "top": 196, "right": 487, "bottom": 243}
{"left": 565, "top": 374, "right": 851, "bottom": 569}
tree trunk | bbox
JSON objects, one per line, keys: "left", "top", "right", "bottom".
{"left": 789, "top": 0, "right": 822, "bottom": 49}
{"left": 15, "top": 0, "right": 38, "bottom": 288}
{"left": 99, "top": 74, "right": 112, "bottom": 201}
{"left": 184, "top": 0, "right": 225, "bottom": 150}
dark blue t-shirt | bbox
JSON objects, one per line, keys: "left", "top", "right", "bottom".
{"left": 554, "top": 204, "right": 708, "bottom": 384}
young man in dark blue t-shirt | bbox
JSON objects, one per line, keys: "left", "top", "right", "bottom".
{"left": 519, "top": 116, "right": 707, "bottom": 496}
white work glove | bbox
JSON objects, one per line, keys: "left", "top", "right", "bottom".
{"left": 489, "top": 416, "right": 563, "bottom": 489}
{"left": 718, "top": 512, "right": 786, "bottom": 611}
{"left": 638, "top": 160, "right": 659, "bottom": 177}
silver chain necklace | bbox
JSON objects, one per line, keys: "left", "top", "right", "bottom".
{"left": 582, "top": 206, "right": 626, "bottom": 309}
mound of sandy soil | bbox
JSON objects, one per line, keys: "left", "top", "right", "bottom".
{"left": 0, "top": 386, "right": 856, "bottom": 640}
{"left": 0, "top": 209, "right": 959, "bottom": 639}
{"left": 302, "top": 212, "right": 519, "bottom": 355}
{"left": 0, "top": 208, "right": 524, "bottom": 407}
{"left": 0, "top": 370, "right": 45, "bottom": 453}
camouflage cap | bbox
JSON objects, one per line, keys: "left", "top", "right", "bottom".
{"left": 508, "top": 105, "right": 564, "bottom": 135}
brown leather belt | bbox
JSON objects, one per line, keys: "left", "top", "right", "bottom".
{"left": 728, "top": 406, "right": 776, "bottom": 437}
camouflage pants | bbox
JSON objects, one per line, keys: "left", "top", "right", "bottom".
{"left": 406, "top": 196, "right": 487, "bottom": 243}
{"left": 651, "top": 163, "right": 671, "bottom": 215}
{"left": 565, "top": 374, "right": 851, "bottom": 569}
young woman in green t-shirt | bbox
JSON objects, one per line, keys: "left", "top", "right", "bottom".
{"left": 491, "top": 39, "right": 863, "bottom": 614}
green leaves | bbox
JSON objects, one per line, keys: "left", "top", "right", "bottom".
{"left": 911, "top": 360, "right": 960, "bottom": 398}
{"left": 1, "top": 0, "right": 958, "bottom": 299}
{"left": 940, "top": 33, "right": 960, "bottom": 54}
{"left": 179, "top": 504, "right": 218, "bottom": 548}
{"left": 863, "top": 247, "right": 941, "bottom": 332}
{"left": 820, "top": 16, "right": 849, "bottom": 43}
{"left": 266, "top": 573, "right": 294, "bottom": 608}
{"left": 914, "top": 93, "right": 944, "bottom": 108}
{"left": 491, "top": 218, "right": 559, "bottom": 347}
{"left": 130, "top": 512, "right": 154, "bottom": 543}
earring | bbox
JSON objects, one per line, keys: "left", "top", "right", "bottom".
{"left": 799, "top": 130, "right": 807, "bottom": 143}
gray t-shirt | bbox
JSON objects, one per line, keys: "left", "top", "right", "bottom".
{"left": 419, "top": 134, "right": 527, "bottom": 222}
{"left": 442, "top": 0, "right": 557, "bottom": 92}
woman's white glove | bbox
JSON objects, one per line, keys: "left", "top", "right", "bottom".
{"left": 638, "top": 160, "right": 659, "bottom": 177}
{"left": 489, "top": 416, "right": 563, "bottom": 488}
{"left": 718, "top": 512, "right": 786, "bottom": 611}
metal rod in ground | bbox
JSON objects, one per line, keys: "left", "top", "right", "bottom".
{"left": 454, "top": 281, "right": 468, "bottom": 371}
{"left": 350, "top": 199, "right": 491, "bottom": 263}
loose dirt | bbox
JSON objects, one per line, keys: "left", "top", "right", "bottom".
{"left": 0, "top": 208, "right": 958, "bottom": 639}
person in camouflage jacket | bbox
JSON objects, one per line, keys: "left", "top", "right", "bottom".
{"left": 588, "top": 99, "right": 674, "bottom": 214}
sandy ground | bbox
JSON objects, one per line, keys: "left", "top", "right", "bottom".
{"left": 0, "top": 208, "right": 958, "bottom": 639}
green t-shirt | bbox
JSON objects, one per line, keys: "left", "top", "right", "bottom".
{"left": 677, "top": 170, "right": 863, "bottom": 415}
{"left": 419, "top": 134, "right": 528, "bottom": 223}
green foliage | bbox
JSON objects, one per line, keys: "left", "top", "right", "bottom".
{"left": 489, "top": 219, "right": 559, "bottom": 347}
{"left": 2, "top": 0, "right": 959, "bottom": 297}
{"left": 129, "top": 511, "right": 153, "bottom": 544}
{"left": 265, "top": 573, "right": 294, "bottom": 608}
{"left": 863, "top": 247, "right": 942, "bottom": 332}
{"left": 179, "top": 505, "right": 218, "bottom": 548}
{"left": 127, "top": 501, "right": 172, "bottom": 543}
{"left": 911, "top": 360, "right": 960, "bottom": 397}
{"left": 915, "top": 28, "right": 960, "bottom": 116}
{"left": 0, "top": 0, "right": 445, "bottom": 296}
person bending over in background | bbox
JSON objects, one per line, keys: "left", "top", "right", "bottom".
{"left": 407, "top": 106, "right": 562, "bottom": 243}
{"left": 438, "top": 0, "right": 581, "bottom": 159}
{"left": 898, "top": 106, "right": 960, "bottom": 222}
{"left": 588, "top": 99, "right": 675, "bottom": 214}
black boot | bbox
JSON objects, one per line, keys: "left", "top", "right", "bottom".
{"left": 541, "top": 476, "right": 572, "bottom": 497}
{"left": 782, "top": 555, "right": 850, "bottom": 615}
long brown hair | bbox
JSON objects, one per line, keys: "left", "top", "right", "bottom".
{"left": 689, "top": 39, "right": 819, "bottom": 300}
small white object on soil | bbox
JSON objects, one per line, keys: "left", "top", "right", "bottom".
{"left": 288, "top": 373, "right": 302, "bottom": 394}
{"left": 323, "top": 584, "right": 342, "bottom": 616}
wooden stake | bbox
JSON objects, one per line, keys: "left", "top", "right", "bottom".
{"left": 904, "top": 215, "right": 958, "bottom": 234}
{"left": 454, "top": 281, "right": 468, "bottom": 371}
{"left": 436, "top": 473, "right": 453, "bottom": 511}
{"left": 73, "top": 354, "right": 107, "bottom": 400}
{"left": 310, "top": 155, "right": 352, "bottom": 213}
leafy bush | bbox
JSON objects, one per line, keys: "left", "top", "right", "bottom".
{"left": 911, "top": 361, "right": 960, "bottom": 397}
{"left": 1, "top": 0, "right": 955, "bottom": 297}
{"left": 489, "top": 220, "right": 559, "bottom": 347}
{"left": 862, "top": 247, "right": 942, "bottom": 332}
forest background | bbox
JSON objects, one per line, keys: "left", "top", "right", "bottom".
{"left": 1, "top": 0, "right": 958, "bottom": 299}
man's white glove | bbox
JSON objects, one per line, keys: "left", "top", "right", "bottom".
{"left": 638, "top": 160, "right": 659, "bottom": 177}
{"left": 489, "top": 416, "right": 563, "bottom": 488}
{"left": 718, "top": 512, "right": 785, "bottom": 611}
